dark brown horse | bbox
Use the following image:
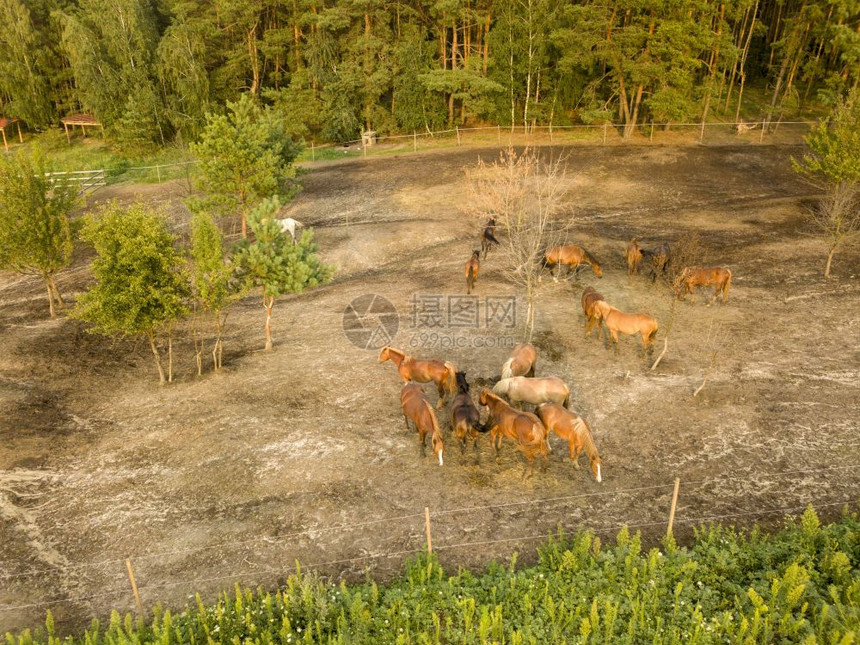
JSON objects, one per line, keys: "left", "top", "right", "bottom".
{"left": 542, "top": 245, "right": 603, "bottom": 279}
{"left": 379, "top": 346, "right": 457, "bottom": 408}
{"left": 536, "top": 403, "right": 602, "bottom": 482}
{"left": 676, "top": 267, "right": 732, "bottom": 304}
{"left": 641, "top": 243, "right": 671, "bottom": 282}
{"left": 401, "top": 383, "right": 444, "bottom": 465}
{"left": 481, "top": 218, "right": 499, "bottom": 256}
{"left": 479, "top": 390, "right": 548, "bottom": 475}
{"left": 501, "top": 343, "right": 537, "bottom": 379}
{"left": 450, "top": 371, "right": 489, "bottom": 454}
{"left": 581, "top": 286, "right": 606, "bottom": 338}
{"left": 464, "top": 250, "right": 481, "bottom": 294}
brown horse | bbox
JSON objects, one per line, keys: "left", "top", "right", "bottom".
{"left": 536, "top": 403, "right": 602, "bottom": 483}
{"left": 450, "top": 371, "right": 488, "bottom": 454}
{"left": 464, "top": 250, "right": 481, "bottom": 294}
{"left": 626, "top": 238, "right": 643, "bottom": 279}
{"left": 401, "top": 383, "right": 444, "bottom": 465}
{"left": 542, "top": 245, "right": 603, "bottom": 279}
{"left": 492, "top": 376, "right": 570, "bottom": 408}
{"left": 581, "top": 287, "right": 606, "bottom": 338}
{"left": 642, "top": 243, "right": 671, "bottom": 282}
{"left": 592, "top": 300, "right": 658, "bottom": 356}
{"left": 379, "top": 346, "right": 457, "bottom": 408}
{"left": 676, "top": 267, "right": 732, "bottom": 304}
{"left": 479, "top": 390, "right": 548, "bottom": 474}
{"left": 481, "top": 218, "right": 499, "bottom": 256}
{"left": 501, "top": 343, "right": 537, "bottom": 379}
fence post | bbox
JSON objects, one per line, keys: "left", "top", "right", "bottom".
{"left": 456, "top": 126, "right": 461, "bottom": 146}
{"left": 156, "top": 165, "right": 161, "bottom": 183}
{"left": 363, "top": 138, "right": 367, "bottom": 158}
{"left": 311, "top": 142, "right": 315, "bottom": 162}
{"left": 497, "top": 124, "right": 501, "bottom": 144}
{"left": 667, "top": 477, "right": 681, "bottom": 538}
{"left": 413, "top": 130, "right": 417, "bottom": 152}
{"left": 650, "top": 122, "right": 654, "bottom": 142}
{"left": 603, "top": 123, "right": 608, "bottom": 145}
{"left": 125, "top": 558, "right": 144, "bottom": 617}
{"left": 759, "top": 122, "right": 765, "bottom": 143}
{"left": 424, "top": 507, "right": 433, "bottom": 554}
{"left": 549, "top": 123, "right": 553, "bottom": 143}
{"left": 700, "top": 120, "right": 706, "bottom": 143}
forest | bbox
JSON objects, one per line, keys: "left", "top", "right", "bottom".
{"left": 0, "top": 0, "right": 858, "bottom": 149}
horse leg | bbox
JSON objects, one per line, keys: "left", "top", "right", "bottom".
{"left": 436, "top": 382, "right": 446, "bottom": 409}
{"left": 569, "top": 441, "right": 581, "bottom": 468}
{"left": 612, "top": 330, "right": 620, "bottom": 354}
{"left": 418, "top": 428, "right": 427, "bottom": 458}
{"left": 527, "top": 363, "right": 535, "bottom": 378}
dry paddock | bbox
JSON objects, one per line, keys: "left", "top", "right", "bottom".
{"left": 1, "top": 144, "right": 859, "bottom": 635}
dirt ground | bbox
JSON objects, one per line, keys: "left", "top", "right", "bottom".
{"left": 1, "top": 143, "right": 859, "bottom": 635}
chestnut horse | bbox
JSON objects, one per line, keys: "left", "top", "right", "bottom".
{"left": 379, "top": 346, "right": 457, "bottom": 408}
{"left": 501, "top": 343, "right": 537, "bottom": 379}
{"left": 626, "top": 238, "right": 643, "bottom": 279}
{"left": 536, "top": 403, "right": 602, "bottom": 483}
{"left": 592, "top": 300, "right": 658, "bottom": 356}
{"left": 676, "top": 267, "right": 732, "bottom": 304}
{"left": 450, "top": 371, "right": 488, "bottom": 453}
{"left": 464, "top": 250, "right": 481, "bottom": 294}
{"left": 401, "top": 383, "right": 444, "bottom": 465}
{"left": 542, "top": 245, "right": 603, "bottom": 279}
{"left": 581, "top": 286, "right": 606, "bottom": 338}
{"left": 492, "top": 376, "right": 570, "bottom": 408}
{"left": 480, "top": 390, "right": 548, "bottom": 474}
{"left": 481, "top": 218, "right": 499, "bottom": 256}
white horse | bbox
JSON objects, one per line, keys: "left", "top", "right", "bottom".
{"left": 276, "top": 217, "right": 303, "bottom": 243}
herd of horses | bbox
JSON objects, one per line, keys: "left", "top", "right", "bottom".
{"left": 376, "top": 219, "right": 735, "bottom": 480}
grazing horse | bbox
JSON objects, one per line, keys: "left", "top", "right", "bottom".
{"left": 592, "top": 301, "right": 658, "bottom": 356}
{"left": 276, "top": 217, "right": 303, "bottom": 243}
{"left": 542, "top": 245, "right": 603, "bottom": 279}
{"left": 626, "top": 238, "right": 643, "bottom": 279}
{"left": 464, "top": 250, "right": 481, "bottom": 295}
{"left": 581, "top": 287, "right": 606, "bottom": 338}
{"left": 501, "top": 343, "right": 537, "bottom": 379}
{"left": 641, "top": 243, "right": 671, "bottom": 282}
{"left": 480, "top": 390, "right": 548, "bottom": 474}
{"left": 481, "top": 218, "right": 499, "bottom": 256}
{"left": 401, "top": 383, "right": 444, "bottom": 465}
{"left": 450, "top": 372, "right": 488, "bottom": 454}
{"left": 676, "top": 267, "right": 732, "bottom": 304}
{"left": 536, "top": 403, "right": 602, "bottom": 483}
{"left": 492, "top": 376, "right": 570, "bottom": 408}
{"left": 379, "top": 346, "right": 457, "bottom": 409}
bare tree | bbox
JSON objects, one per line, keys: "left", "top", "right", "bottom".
{"left": 465, "top": 147, "right": 570, "bottom": 339}
{"left": 693, "top": 321, "right": 729, "bottom": 397}
{"left": 806, "top": 185, "right": 860, "bottom": 278}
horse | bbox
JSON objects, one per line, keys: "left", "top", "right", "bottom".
{"left": 276, "top": 217, "right": 303, "bottom": 243}
{"left": 450, "top": 372, "right": 489, "bottom": 454}
{"left": 492, "top": 376, "right": 570, "bottom": 408}
{"left": 536, "top": 403, "right": 602, "bottom": 483}
{"left": 592, "top": 301, "right": 658, "bottom": 356}
{"left": 542, "top": 245, "right": 603, "bottom": 279}
{"left": 641, "top": 243, "right": 671, "bottom": 282}
{"left": 479, "top": 390, "right": 548, "bottom": 475}
{"left": 379, "top": 346, "right": 457, "bottom": 409}
{"left": 401, "top": 383, "right": 444, "bottom": 465}
{"left": 501, "top": 343, "right": 537, "bottom": 379}
{"left": 676, "top": 267, "right": 732, "bottom": 304}
{"left": 626, "top": 238, "right": 643, "bottom": 279}
{"left": 464, "top": 250, "right": 481, "bottom": 295}
{"left": 581, "top": 287, "right": 606, "bottom": 338}
{"left": 481, "top": 218, "right": 499, "bottom": 256}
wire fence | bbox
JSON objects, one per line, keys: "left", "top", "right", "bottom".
{"left": 2, "top": 461, "right": 858, "bottom": 630}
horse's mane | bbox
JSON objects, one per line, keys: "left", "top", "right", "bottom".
{"left": 422, "top": 399, "right": 441, "bottom": 435}
{"left": 582, "top": 248, "right": 600, "bottom": 266}
{"left": 577, "top": 418, "right": 600, "bottom": 462}
{"left": 501, "top": 358, "right": 514, "bottom": 380}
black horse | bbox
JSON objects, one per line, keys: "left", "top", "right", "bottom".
{"left": 450, "top": 371, "right": 490, "bottom": 455}
{"left": 481, "top": 218, "right": 500, "bottom": 256}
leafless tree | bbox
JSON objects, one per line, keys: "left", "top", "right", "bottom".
{"left": 693, "top": 321, "right": 729, "bottom": 397}
{"left": 806, "top": 185, "right": 860, "bottom": 278}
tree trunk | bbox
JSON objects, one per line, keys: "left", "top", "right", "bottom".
{"left": 45, "top": 281, "right": 55, "bottom": 318}
{"left": 483, "top": 11, "right": 491, "bottom": 76}
{"left": 213, "top": 311, "right": 224, "bottom": 370}
{"left": 734, "top": 0, "right": 758, "bottom": 123}
{"left": 248, "top": 24, "right": 260, "bottom": 95}
{"left": 825, "top": 243, "right": 837, "bottom": 278}
{"left": 264, "top": 295, "right": 275, "bottom": 350}
{"left": 148, "top": 331, "right": 166, "bottom": 384}
{"left": 167, "top": 329, "right": 174, "bottom": 383}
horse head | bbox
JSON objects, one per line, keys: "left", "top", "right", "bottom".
{"left": 591, "top": 456, "right": 602, "bottom": 483}
{"left": 378, "top": 346, "right": 390, "bottom": 362}
{"left": 455, "top": 371, "right": 470, "bottom": 394}
{"left": 472, "top": 249, "right": 481, "bottom": 260}
{"left": 431, "top": 430, "right": 444, "bottom": 466}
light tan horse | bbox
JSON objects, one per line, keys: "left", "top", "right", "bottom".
{"left": 464, "top": 250, "right": 481, "bottom": 294}
{"left": 401, "top": 383, "right": 444, "bottom": 465}
{"left": 379, "top": 346, "right": 457, "bottom": 408}
{"left": 581, "top": 287, "right": 606, "bottom": 338}
{"left": 626, "top": 238, "right": 643, "bottom": 279}
{"left": 480, "top": 390, "right": 548, "bottom": 474}
{"left": 536, "top": 403, "right": 602, "bottom": 482}
{"left": 501, "top": 343, "right": 537, "bottom": 379}
{"left": 492, "top": 376, "right": 570, "bottom": 408}
{"left": 592, "top": 300, "right": 658, "bottom": 356}
{"left": 676, "top": 267, "right": 732, "bottom": 304}
{"left": 543, "top": 245, "right": 603, "bottom": 279}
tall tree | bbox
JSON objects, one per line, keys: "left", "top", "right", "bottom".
{"left": 0, "top": 151, "right": 78, "bottom": 317}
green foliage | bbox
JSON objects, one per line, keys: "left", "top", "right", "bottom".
{"left": 794, "top": 87, "right": 860, "bottom": 186}
{"left": 189, "top": 210, "right": 233, "bottom": 315}
{"left": 12, "top": 507, "right": 860, "bottom": 644}
{"left": 0, "top": 150, "right": 77, "bottom": 315}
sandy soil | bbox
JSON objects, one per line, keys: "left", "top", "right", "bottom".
{"left": 1, "top": 143, "right": 859, "bottom": 635}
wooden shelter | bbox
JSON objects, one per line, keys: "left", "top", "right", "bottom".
{"left": 0, "top": 117, "right": 23, "bottom": 151}
{"left": 61, "top": 113, "right": 103, "bottom": 143}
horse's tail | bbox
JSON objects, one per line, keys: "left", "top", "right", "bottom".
{"left": 443, "top": 362, "right": 458, "bottom": 394}
{"left": 484, "top": 229, "right": 499, "bottom": 245}
{"left": 467, "top": 264, "right": 476, "bottom": 293}
{"left": 562, "top": 393, "right": 570, "bottom": 409}
{"left": 648, "top": 320, "right": 659, "bottom": 342}
{"left": 723, "top": 269, "right": 732, "bottom": 302}
{"left": 501, "top": 358, "right": 514, "bottom": 380}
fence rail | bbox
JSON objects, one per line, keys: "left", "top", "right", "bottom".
{"left": 44, "top": 169, "right": 106, "bottom": 194}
